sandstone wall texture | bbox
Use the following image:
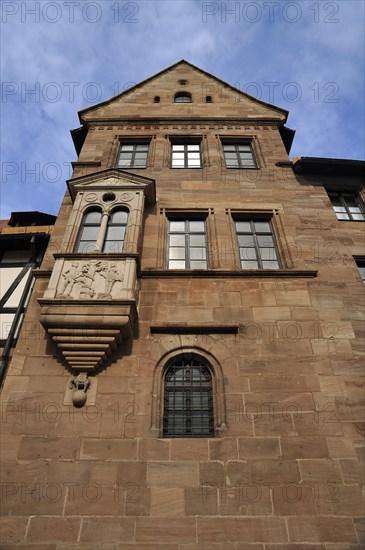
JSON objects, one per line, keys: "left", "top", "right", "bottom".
{"left": 1, "top": 61, "right": 364, "bottom": 549}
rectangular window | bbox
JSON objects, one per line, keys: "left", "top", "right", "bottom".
{"left": 234, "top": 219, "right": 280, "bottom": 269}
{"left": 328, "top": 192, "right": 364, "bottom": 221}
{"left": 117, "top": 142, "right": 149, "bottom": 168}
{"left": 171, "top": 141, "right": 201, "bottom": 168}
{"left": 222, "top": 140, "right": 256, "bottom": 169}
{"left": 167, "top": 219, "right": 207, "bottom": 269}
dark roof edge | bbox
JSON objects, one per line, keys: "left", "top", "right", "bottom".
{"left": 279, "top": 126, "right": 295, "bottom": 154}
{"left": 71, "top": 125, "right": 88, "bottom": 156}
{"left": 293, "top": 157, "right": 365, "bottom": 177}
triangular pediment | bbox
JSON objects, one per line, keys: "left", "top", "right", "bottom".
{"left": 79, "top": 60, "right": 287, "bottom": 124}
{"left": 67, "top": 168, "right": 156, "bottom": 204}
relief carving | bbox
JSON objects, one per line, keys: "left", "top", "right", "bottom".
{"left": 57, "top": 261, "right": 124, "bottom": 300}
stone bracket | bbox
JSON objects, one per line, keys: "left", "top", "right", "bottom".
{"left": 39, "top": 300, "right": 137, "bottom": 372}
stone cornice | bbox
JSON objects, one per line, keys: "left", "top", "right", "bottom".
{"left": 141, "top": 269, "right": 318, "bottom": 278}
{"left": 86, "top": 118, "right": 280, "bottom": 129}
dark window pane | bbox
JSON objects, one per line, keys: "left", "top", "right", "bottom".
{"left": 235, "top": 221, "right": 251, "bottom": 232}
{"left": 80, "top": 226, "right": 100, "bottom": 241}
{"left": 104, "top": 227, "right": 124, "bottom": 241}
{"left": 169, "top": 247, "right": 186, "bottom": 260}
{"left": 189, "top": 221, "right": 205, "bottom": 232}
{"left": 111, "top": 210, "right": 128, "bottom": 224}
{"left": 103, "top": 241, "right": 124, "bottom": 253}
{"left": 190, "top": 260, "right": 207, "bottom": 269}
{"left": 262, "top": 260, "right": 279, "bottom": 269}
{"left": 169, "top": 260, "right": 186, "bottom": 269}
{"left": 257, "top": 235, "right": 274, "bottom": 247}
{"left": 169, "top": 235, "right": 185, "bottom": 246}
{"left": 260, "top": 248, "right": 277, "bottom": 261}
{"left": 189, "top": 235, "right": 205, "bottom": 246}
{"left": 240, "top": 248, "right": 257, "bottom": 261}
{"left": 238, "top": 235, "right": 255, "bottom": 247}
{"left": 190, "top": 248, "right": 206, "bottom": 260}
{"left": 352, "top": 212, "right": 365, "bottom": 220}
{"left": 84, "top": 210, "right": 102, "bottom": 224}
{"left": 169, "top": 221, "right": 185, "bottom": 232}
{"left": 241, "top": 260, "right": 259, "bottom": 269}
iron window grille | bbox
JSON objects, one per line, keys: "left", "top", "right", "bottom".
{"left": 117, "top": 142, "right": 149, "bottom": 169}
{"left": 171, "top": 142, "right": 202, "bottom": 168}
{"left": 222, "top": 141, "right": 256, "bottom": 169}
{"left": 167, "top": 219, "right": 208, "bottom": 269}
{"left": 235, "top": 219, "right": 280, "bottom": 269}
{"left": 328, "top": 192, "right": 365, "bottom": 221}
{"left": 163, "top": 358, "right": 214, "bottom": 438}
{"left": 75, "top": 208, "right": 128, "bottom": 254}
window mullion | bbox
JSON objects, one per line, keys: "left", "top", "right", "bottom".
{"left": 340, "top": 195, "right": 351, "bottom": 219}
{"left": 253, "top": 233, "right": 262, "bottom": 269}
{"left": 185, "top": 229, "right": 190, "bottom": 268}
{"left": 97, "top": 213, "right": 110, "bottom": 252}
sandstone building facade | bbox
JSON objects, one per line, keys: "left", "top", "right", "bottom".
{"left": 1, "top": 60, "right": 364, "bottom": 549}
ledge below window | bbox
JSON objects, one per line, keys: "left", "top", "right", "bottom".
{"left": 140, "top": 269, "right": 318, "bottom": 278}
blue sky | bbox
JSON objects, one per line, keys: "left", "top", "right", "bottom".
{"left": 1, "top": 0, "right": 364, "bottom": 218}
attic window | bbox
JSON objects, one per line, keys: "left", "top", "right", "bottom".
{"left": 174, "top": 92, "right": 192, "bottom": 103}
{"left": 178, "top": 79, "right": 188, "bottom": 85}
{"left": 206, "top": 96, "right": 212, "bottom": 103}
{"left": 154, "top": 96, "right": 160, "bottom": 103}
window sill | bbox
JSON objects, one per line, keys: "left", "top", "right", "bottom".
{"left": 225, "top": 166, "right": 259, "bottom": 170}
{"left": 335, "top": 219, "right": 364, "bottom": 222}
{"left": 115, "top": 166, "right": 147, "bottom": 170}
{"left": 141, "top": 269, "right": 317, "bottom": 278}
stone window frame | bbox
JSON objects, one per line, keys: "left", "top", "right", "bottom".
{"left": 219, "top": 136, "right": 259, "bottom": 170}
{"left": 170, "top": 137, "right": 203, "bottom": 169}
{"left": 74, "top": 205, "right": 130, "bottom": 254}
{"left": 162, "top": 356, "right": 214, "bottom": 438}
{"left": 227, "top": 208, "right": 294, "bottom": 270}
{"left": 233, "top": 216, "right": 281, "bottom": 270}
{"left": 167, "top": 217, "right": 208, "bottom": 270}
{"left": 151, "top": 347, "right": 227, "bottom": 437}
{"left": 158, "top": 208, "right": 214, "bottom": 270}
{"left": 327, "top": 191, "right": 365, "bottom": 221}
{"left": 63, "top": 192, "right": 138, "bottom": 255}
{"left": 115, "top": 137, "right": 152, "bottom": 170}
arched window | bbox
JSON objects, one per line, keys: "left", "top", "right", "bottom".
{"left": 163, "top": 357, "right": 214, "bottom": 438}
{"left": 174, "top": 92, "right": 192, "bottom": 103}
{"left": 103, "top": 209, "right": 128, "bottom": 253}
{"left": 75, "top": 208, "right": 102, "bottom": 253}
{"left": 75, "top": 208, "right": 128, "bottom": 253}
